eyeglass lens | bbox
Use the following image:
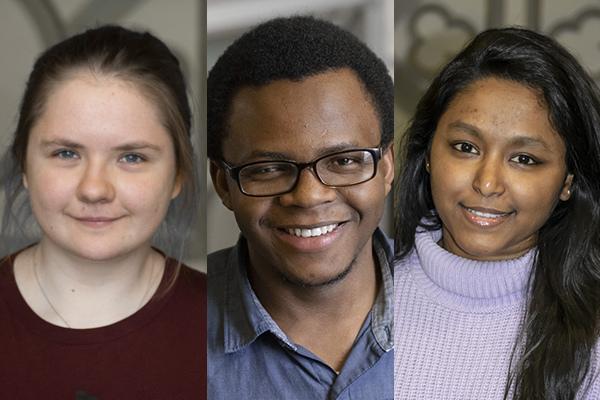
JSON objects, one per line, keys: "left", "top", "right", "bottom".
{"left": 237, "top": 150, "right": 376, "bottom": 196}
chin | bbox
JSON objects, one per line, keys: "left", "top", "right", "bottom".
{"left": 280, "top": 263, "right": 354, "bottom": 288}
{"left": 64, "top": 241, "right": 140, "bottom": 262}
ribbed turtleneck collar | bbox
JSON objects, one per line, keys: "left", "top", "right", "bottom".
{"left": 410, "top": 229, "right": 535, "bottom": 311}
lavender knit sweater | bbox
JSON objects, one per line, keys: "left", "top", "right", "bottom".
{"left": 394, "top": 229, "right": 600, "bottom": 399}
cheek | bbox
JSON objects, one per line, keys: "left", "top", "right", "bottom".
{"left": 27, "top": 170, "right": 76, "bottom": 213}
{"left": 341, "top": 178, "right": 387, "bottom": 224}
{"left": 117, "top": 175, "right": 174, "bottom": 215}
{"left": 430, "top": 162, "right": 471, "bottom": 208}
{"left": 230, "top": 194, "right": 270, "bottom": 231}
{"left": 511, "top": 174, "right": 562, "bottom": 216}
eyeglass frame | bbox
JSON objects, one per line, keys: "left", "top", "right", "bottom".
{"left": 220, "top": 146, "right": 384, "bottom": 197}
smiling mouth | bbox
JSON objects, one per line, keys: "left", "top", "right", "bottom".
{"left": 71, "top": 216, "right": 124, "bottom": 227}
{"left": 283, "top": 223, "right": 341, "bottom": 238}
{"left": 465, "top": 208, "right": 511, "bottom": 218}
{"left": 75, "top": 216, "right": 122, "bottom": 222}
{"left": 461, "top": 205, "right": 514, "bottom": 227}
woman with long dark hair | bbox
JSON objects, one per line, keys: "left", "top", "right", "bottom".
{"left": 0, "top": 25, "right": 205, "bottom": 398}
{"left": 394, "top": 27, "right": 600, "bottom": 399}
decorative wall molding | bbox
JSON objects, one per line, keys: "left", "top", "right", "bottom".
{"left": 394, "top": 1, "right": 600, "bottom": 115}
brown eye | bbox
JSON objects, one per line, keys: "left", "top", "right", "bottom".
{"left": 510, "top": 154, "right": 538, "bottom": 165}
{"left": 452, "top": 142, "right": 478, "bottom": 154}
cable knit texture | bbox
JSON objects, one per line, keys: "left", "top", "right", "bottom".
{"left": 394, "top": 229, "right": 600, "bottom": 399}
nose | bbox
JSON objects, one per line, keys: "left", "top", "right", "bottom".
{"left": 76, "top": 162, "right": 116, "bottom": 204}
{"left": 472, "top": 156, "right": 505, "bottom": 197}
{"left": 278, "top": 167, "right": 337, "bottom": 208}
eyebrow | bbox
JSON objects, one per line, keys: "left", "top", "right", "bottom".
{"left": 40, "top": 139, "right": 162, "bottom": 152}
{"left": 508, "top": 135, "right": 552, "bottom": 151}
{"left": 447, "top": 121, "right": 552, "bottom": 151}
{"left": 447, "top": 121, "right": 482, "bottom": 138}
{"left": 112, "top": 142, "right": 162, "bottom": 152}
{"left": 244, "top": 142, "right": 368, "bottom": 162}
{"left": 41, "top": 139, "right": 84, "bottom": 150}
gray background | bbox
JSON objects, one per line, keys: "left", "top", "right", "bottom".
{"left": 2, "top": 1, "right": 599, "bottom": 264}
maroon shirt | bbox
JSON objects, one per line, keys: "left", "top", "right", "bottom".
{"left": 0, "top": 253, "right": 206, "bottom": 399}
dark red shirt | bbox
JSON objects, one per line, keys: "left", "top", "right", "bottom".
{"left": 0, "top": 253, "right": 206, "bottom": 399}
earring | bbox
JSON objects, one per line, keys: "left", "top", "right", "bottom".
{"left": 425, "top": 161, "right": 430, "bottom": 172}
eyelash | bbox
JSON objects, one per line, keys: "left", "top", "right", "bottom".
{"left": 451, "top": 142, "right": 479, "bottom": 155}
{"left": 53, "top": 149, "right": 79, "bottom": 160}
{"left": 119, "top": 153, "right": 147, "bottom": 164}
{"left": 509, "top": 154, "right": 539, "bottom": 165}
{"left": 451, "top": 142, "right": 541, "bottom": 166}
{"left": 51, "top": 150, "right": 147, "bottom": 164}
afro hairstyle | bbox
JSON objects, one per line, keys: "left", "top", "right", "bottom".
{"left": 207, "top": 15, "right": 394, "bottom": 160}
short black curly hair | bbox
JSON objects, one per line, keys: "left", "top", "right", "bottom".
{"left": 207, "top": 16, "right": 394, "bottom": 160}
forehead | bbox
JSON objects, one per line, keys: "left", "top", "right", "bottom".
{"left": 437, "top": 77, "right": 565, "bottom": 152}
{"left": 223, "top": 68, "right": 381, "bottom": 162}
{"left": 30, "top": 74, "right": 172, "bottom": 147}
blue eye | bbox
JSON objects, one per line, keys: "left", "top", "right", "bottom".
{"left": 120, "top": 153, "right": 146, "bottom": 164}
{"left": 54, "top": 149, "right": 79, "bottom": 160}
{"left": 510, "top": 154, "right": 539, "bottom": 165}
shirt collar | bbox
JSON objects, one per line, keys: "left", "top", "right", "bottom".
{"left": 371, "top": 228, "right": 394, "bottom": 351}
{"left": 223, "top": 228, "right": 394, "bottom": 354}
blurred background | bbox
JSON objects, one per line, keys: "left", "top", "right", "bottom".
{"left": 208, "top": 0, "right": 600, "bottom": 254}
{"left": 2, "top": 1, "right": 599, "bottom": 260}
{"left": 0, "top": 0, "right": 206, "bottom": 270}
{"left": 207, "top": 0, "right": 394, "bottom": 253}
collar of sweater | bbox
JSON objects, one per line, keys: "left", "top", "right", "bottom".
{"left": 410, "top": 229, "right": 535, "bottom": 311}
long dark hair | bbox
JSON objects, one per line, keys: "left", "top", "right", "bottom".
{"left": 1, "top": 25, "right": 198, "bottom": 261}
{"left": 395, "top": 27, "right": 600, "bottom": 399}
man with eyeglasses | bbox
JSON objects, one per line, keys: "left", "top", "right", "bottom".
{"left": 207, "top": 16, "right": 394, "bottom": 399}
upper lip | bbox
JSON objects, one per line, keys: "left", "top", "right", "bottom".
{"left": 461, "top": 204, "right": 514, "bottom": 215}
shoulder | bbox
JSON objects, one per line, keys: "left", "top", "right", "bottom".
{"left": 177, "top": 262, "right": 206, "bottom": 284}
{"left": 208, "top": 245, "right": 238, "bottom": 280}
{"left": 0, "top": 254, "right": 14, "bottom": 274}
{"left": 163, "top": 259, "right": 206, "bottom": 302}
{"left": 208, "top": 246, "right": 235, "bottom": 267}
{"left": 392, "top": 247, "right": 418, "bottom": 274}
{"left": 584, "top": 340, "right": 600, "bottom": 398}
{"left": 0, "top": 248, "right": 27, "bottom": 289}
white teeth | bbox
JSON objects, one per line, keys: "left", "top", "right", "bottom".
{"left": 467, "top": 208, "right": 508, "bottom": 218}
{"left": 286, "top": 224, "right": 338, "bottom": 238}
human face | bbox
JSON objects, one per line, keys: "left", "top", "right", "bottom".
{"left": 429, "top": 77, "right": 572, "bottom": 261}
{"left": 24, "top": 74, "right": 181, "bottom": 261}
{"left": 212, "top": 69, "right": 394, "bottom": 287}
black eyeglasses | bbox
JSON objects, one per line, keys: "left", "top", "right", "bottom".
{"left": 221, "top": 147, "right": 383, "bottom": 197}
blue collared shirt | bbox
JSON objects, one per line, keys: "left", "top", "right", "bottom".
{"left": 208, "top": 229, "right": 394, "bottom": 400}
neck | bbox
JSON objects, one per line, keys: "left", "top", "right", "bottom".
{"left": 37, "top": 238, "right": 155, "bottom": 289}
{"left": 250, "top": 249, "right": 378, "bottom": 318}
{"left": 15, "top": 238, "right": 164, "bottom": 328}
{"left": 248, "top": 238, "right": 380, "bottom": 370}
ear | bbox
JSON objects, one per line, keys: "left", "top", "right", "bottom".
{"left": 170, "top": 172, "right": 183, "bottom": 200}
{"left": 209, "top": 160, "right": 233, "bottom": 210}
{"left": 559, "top": 173, "right": 574, "bottom": 201}
{"left": 22, "top": 173, "right": 28, "bottom": 190}
{"left": 380, "top": 144, "right": 395, "bottom": 196}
